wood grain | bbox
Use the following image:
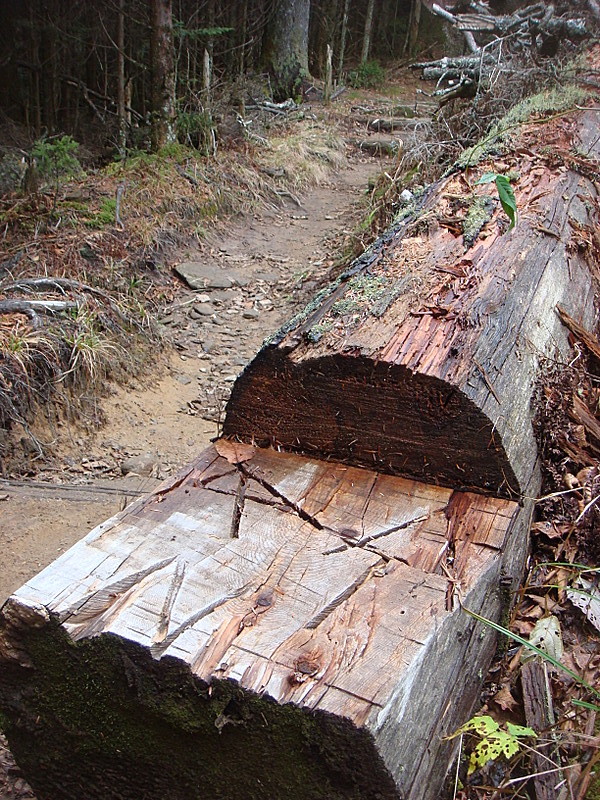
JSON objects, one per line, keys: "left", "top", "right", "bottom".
{"left": 0, "top": 445, "right": 524, "bottom": 800}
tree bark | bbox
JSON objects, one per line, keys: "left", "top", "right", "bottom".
{"left": 337, "top": 0, "right": 350, "bottom": 78}
{"left": 225, "top": 109, "right": 600, "bottom": 499}
{"left": 150, "top": 0, "right": 176, "bottom": 151}
{"left": 262, "top": 0, "right": 310, "bottom": 101}
{"left": 361, "top": 0, "right": 376, "bottom": 63}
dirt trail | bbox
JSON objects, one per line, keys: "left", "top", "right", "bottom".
{"left": 0, "top": 156, "right": 381, "bottom": 605}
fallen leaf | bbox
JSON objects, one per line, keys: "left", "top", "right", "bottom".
{"left": 522, "top": 615, "right": 564, "bottom": 663}
{"left": 215, "top": 439, "right": 256, "bottom": 465}
{"left": 530, "top": 521, "right": 564, "bottom": 540}
{"left": 492, "top": 685, "right": 518, "bottom": 712}
{"left": 567, "top": 578, "right": 600, "bottom": 633}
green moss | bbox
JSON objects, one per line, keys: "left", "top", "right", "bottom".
{"left": 331, "top": 275, "right": 388, "bottom": 316}
{"left": 305, "top": 319, "right": 334, "bottom": 343}
{"left": 0, "top": 619, "right": 398, "bottom": 800}
{"left": 462, "top": 195, "right": 494, "bottom": 249}
{"left": 456, "top": 85, "right": 588, "bottom": 170}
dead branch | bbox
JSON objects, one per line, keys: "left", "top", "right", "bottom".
{"left": 174, "top": 164, "right": 199, "bottom": 188}
{"left": 0, "top": 299, "right": 77, "bottom": 327}
{"left": 115, "top": 183, "right": 125, "bottom": 229}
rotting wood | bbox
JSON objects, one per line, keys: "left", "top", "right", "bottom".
{"left": 0, "top": 444, "right": 530, "bottom": 800}
{"left": 521, "top": 659, "right": 564, "bottom": 800}
{"left": 225, "top": 109, "right": 600, "bottom": 499}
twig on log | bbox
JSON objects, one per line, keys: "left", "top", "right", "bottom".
{"left": 556, "top": 305, "right": 600, "bottom": 361}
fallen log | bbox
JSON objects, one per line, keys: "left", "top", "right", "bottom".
{"left": 0, "top": 445, "right": 528, "bottom": 800}
{"left": 0, "top": 102, "right": 599, "bottom": 800}
{"left": 225, "top": 107, "right": 600, "bottom": 499}
{"left": 352, "top": 138, "right": 402, "bottom": 156}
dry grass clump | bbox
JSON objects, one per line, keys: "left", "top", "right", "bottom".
{"left": 261, "top": 127, "right": 346, "bottom": 188}
{"left": 0, "top": 278, "right": 156, "bottom": 471}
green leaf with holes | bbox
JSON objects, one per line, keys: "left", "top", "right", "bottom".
{"left": 446, "top": 715, "right": 536, "bottom": 775}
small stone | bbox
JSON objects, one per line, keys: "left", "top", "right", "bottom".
{"left": 121, "top": 452, "right": 157, "bottom": 477}
{"left": 190, "top": 303, "right": 213, "bottom": 318}
{"left": 175, "top": 373, "right": 192, "bottom": 385}
{"left": 242, "top": 308, "right": 259, "bottom": 319}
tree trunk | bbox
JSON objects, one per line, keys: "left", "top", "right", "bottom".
{"left": 150, "top": 0, "right": 176, "bottom": 151}
{"left": 262, "top": 0, "right": 310, "bottom": 101}
{"left": 225, "top": 109, "right": 600, "bottom": 499}
{"left": 324, "top": 43, "right": 333, "bottom": 101}
{"left": 337, "top": 0, "right": 350, "bottom": 78}
{"left": 404, "top": 0, "right": 422, "bottom": 57}
{"left": 361, "top": 0, "right": 376, "bottom": 62}
{"left": 116, "top": 0, "right": 127, "bottom": 156}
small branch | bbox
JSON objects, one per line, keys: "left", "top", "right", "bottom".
{"left": 115, "top": 183, "right": 125, "bottom": 229}
{"left": 174, "top": 164, "right": 199, "bottom": 187}
{"left": 0, "top": 299, "right": 77, "bottom": 316}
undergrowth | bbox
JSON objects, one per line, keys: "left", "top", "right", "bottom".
{"left": 365, "top": 49, "right": 593, "bottom": 234}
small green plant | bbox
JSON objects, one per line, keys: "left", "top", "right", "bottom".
{"left": 85, "top": 198, "right": 117, "bottom": 228}
{"left": 348, "top": 60, "right": 385, "bottom": 89}
{"left": 177, "top": 110, "right": 214, "bottom": 154}
{"left": 447, "top": 715, "right": 537, "bottom": 775}
{"left": 476, "top": 172, "right": 518, "bottom": 229}
{"left": 31, "top": 135, "right": 82, "bottom": 208}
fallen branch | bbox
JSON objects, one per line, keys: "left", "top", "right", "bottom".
{"left": 0, "top": 298, "right": 77, "bottom": 328}
{"left": 1, "top": 276, "right": 137, "bottom": 329}
{"left": 0, "top": 299, "right": 77, "bottom": 315}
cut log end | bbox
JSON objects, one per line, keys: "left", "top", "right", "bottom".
{"left": 224, "top": 350, "right": 519, "bottom": 497}
{"left": 0, "top": 445, "right": 525, "bottom": 800}
{"left": 0, "top": 614, "right": 399, "bottom": 800}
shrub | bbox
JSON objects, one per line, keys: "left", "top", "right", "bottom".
{"left": 31, "top": 135, "right": 82, "bottom": 206}
{"left": 348, "top": 60, "right": 385, "bottom": 89}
